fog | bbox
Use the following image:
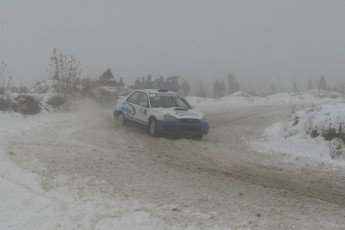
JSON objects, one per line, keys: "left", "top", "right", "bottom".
{"left": 1, "top": 0, "right": 345, "bottom": 94}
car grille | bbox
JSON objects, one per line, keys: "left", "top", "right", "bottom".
{"left": 180, "top": 118, "right": 201, "bottom": 123}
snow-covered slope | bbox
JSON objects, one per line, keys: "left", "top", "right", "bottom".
{"left": 253, "top": 103, "right": 345, "bottom": 167}
{"left": 187, "top": 90, "right": 343, "bottom": 113}
{"left": 189, "top": 90, "right": 345, "bottom": 167}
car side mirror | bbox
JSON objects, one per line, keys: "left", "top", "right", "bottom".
{"left": 191, "top": 105, "right": 196, "bottom": 109}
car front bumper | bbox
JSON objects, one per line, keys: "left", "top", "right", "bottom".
{"left": 155, "top": 119, "right": 209, "bottom": 135}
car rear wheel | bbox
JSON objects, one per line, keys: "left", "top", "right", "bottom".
{"left": 148, "top": 118, "right": 158, "bottom": 137}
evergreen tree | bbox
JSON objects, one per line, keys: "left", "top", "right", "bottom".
{"left": 118, "top": 77, "right": 124, "bottom": 88}
{"left": 181, "top": 79, "right": 191, "bottom": 96}
{"left": 195, "top": 81, "right": 208, "bottom": 98}
{"left": 340, "top": 83, "right": 345, "bottom": 97}
{"left": 134, "top": 77, "right": 140, "bottom": 89}
{"left": 140, "top": 77, "right": 146, "bottom": 89}
{"left": 99, "top": 68, "right": 114, "bottom": 81}
{"left": 318, "top": 75, "right": 327, "bottom": 91}
{"left": 307, "top": 78, "right": 313, "bottom": 90}
{"left": 155, "top": 76, "right": 165, "bottom": 90}
{"left": 227, "top": 73, "right": 240, "bottom": 94}
{"left": 270, "top": 83, "right": 276, "bottom": 95}
{"left": 0, "top": 61, "right": 8, "bottom": 97}
{"left": 213, "top": 79, "right": 221, "bottom": 98}
{"left": 292, "top": 78, "right": 298, "bottom": 92}
{"left": 145, "top": 75, "right": 153, "bottom": 88}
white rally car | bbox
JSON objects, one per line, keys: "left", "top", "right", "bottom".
{"left": 114, "top": 89, "right": 209, "bottom": 139}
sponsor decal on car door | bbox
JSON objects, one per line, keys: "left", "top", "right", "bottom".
{"left": 121, "top": 91, "right": 141, "bottom": 122}
{"left": 121, "top": 102, "right": 136, "bottom": 116}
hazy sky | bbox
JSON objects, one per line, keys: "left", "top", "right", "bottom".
{"left": 0, "top": 0, "right": 344, "bottom": 88}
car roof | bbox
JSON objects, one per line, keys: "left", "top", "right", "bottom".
{"left": 140, "top": 89, "right": 178, "bottom": 95}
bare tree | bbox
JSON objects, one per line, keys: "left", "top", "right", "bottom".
{"left": 49, "top": 48, "right": 82, "bottom": 100}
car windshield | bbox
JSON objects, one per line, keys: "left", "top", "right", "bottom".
{"left": 149, "top": 94, "right": 191, "bottom": 109}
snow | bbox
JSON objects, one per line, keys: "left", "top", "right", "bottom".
{"left": 187, "top": 90, "right": 343, "bottom": 113}
{"left": 252, "top": 102, "right": 345, "bottom": 167}
{"left": 1, "top": 90, "right": 344, "bottom": 229}
{"left": 188, "top": 91, "right": 345, "bottom": 167}
{"left": 0, "top": 111, "right": 167, "bottom": 229}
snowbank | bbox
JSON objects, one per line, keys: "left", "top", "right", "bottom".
{"left": 254, "top": 103, "right": 345, "bottom": 167}
{"left": 187, "top": 90, "right": 343, "bottom": 113}
{"left": 188, "top": 90, "right": 345, "bottom": 167}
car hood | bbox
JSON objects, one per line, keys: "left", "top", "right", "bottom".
{"left": 154, "top": 108, "right": 205, "bottom": 119}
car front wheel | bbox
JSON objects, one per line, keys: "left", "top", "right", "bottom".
{"left": 148, "top": 118, "right": 158, "bottom": 137}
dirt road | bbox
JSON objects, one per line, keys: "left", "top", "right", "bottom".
{"left": 9, "top": 102, "right": 345, "bottom": 229}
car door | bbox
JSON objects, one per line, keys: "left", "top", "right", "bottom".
{"left": 136, "top": 92, "right": 150, "bottom": 125}
{"left": 123, "top": 91, "right": 140, "bottom": 122}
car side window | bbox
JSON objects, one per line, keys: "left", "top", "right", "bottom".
{"left": 127, "top": 92, "right": 140, "bottom": 104}
{"left": 138, "top": 93, "right": 149, "bottom": 107}
{"left": 139, "top": 93, "right": 149, "bottom": 107}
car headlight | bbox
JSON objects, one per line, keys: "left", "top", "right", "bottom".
{"left": 164, "top": 114, "right": 177, "bottom": 121}
{"left": 201, "top": 115, "right": 208, "bottom": 122}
